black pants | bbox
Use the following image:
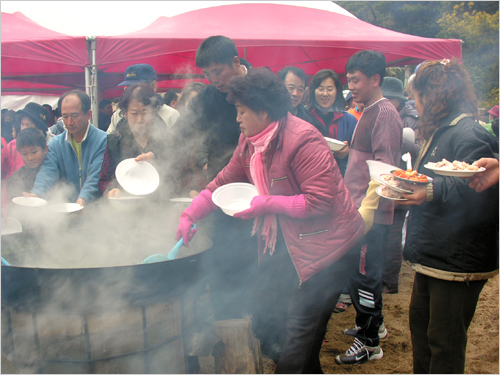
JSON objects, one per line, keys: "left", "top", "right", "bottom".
{"left": 382, "top": 209, "right": 407, "bottom": 293}
{"left": 205, "top": 209, "right": 258, "bottom": 321}
{"left": 275, "top": 241, "right": 361, "bottom": 374}
{"left": 409, "top": 272, "right": 487, "bottom": 374}
{"left": 251, "top": 233, "right": 297, "bottom": 353}
{"left": 346, "top": 223, "right": 388, "bottom": 346}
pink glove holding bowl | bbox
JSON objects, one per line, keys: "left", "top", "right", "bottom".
{"left": 234, "top": 194, "right": 308, "bottom": 220}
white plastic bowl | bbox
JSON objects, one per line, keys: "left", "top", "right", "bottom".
{"left": 1, "top": 217, "right": 22, "bottom": 235}
{"left": 116, "top": 158, "right": 160, "bottom": 196}
{"left": 12, "top": 196, "right": 47, "bottom": 207}
{"left": 212, "top": 183, "right": 258, "bottom": 217}
{"left": 108, "top": 196, "right": 145, "bottom": 212}
{"left": 324, "top": 137, "right": 346, "bottom": 151}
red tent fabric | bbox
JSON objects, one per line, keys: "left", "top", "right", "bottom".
{"left": 1, "top": 12, "right": 89, "bottom": 96}
{"left": 96, "top": 3, "right": 462, "bottom": 95}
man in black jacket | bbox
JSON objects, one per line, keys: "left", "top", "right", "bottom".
{"left": 277, "top": 66, "right": 323, "bottom": 131}
{"left": 171, "top": 36, "right": 259, "bottom": 329}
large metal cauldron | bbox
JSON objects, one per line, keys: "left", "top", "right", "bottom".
{"left": 1, "top": 202, "right": 213, "bottom": 374}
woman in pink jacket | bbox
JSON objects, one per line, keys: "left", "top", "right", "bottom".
{"left": 176, "top": 68, "right": 364, "bottom": 373}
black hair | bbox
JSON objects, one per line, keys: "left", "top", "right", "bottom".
{"left": 307, "top": 69, "right": 346, "bottom": 112}
{"left": 118, "top": 82, "right": 162, "bottom": 117}
{"left": 410, "top": 58, "right": 478, "bottom": 140}
{"left": 277, "top": 66, "right": 307, "bottom": 87}
{"left": 226, "top": 68, "right": 292, "bottom": 121}
{"left": 58, "top": 90, "right": 91, "bottom": 114}
{"left": 16, "top": 127, "right": 47, "bottom": 151}
{"left": 16, "top": 112, "right": 48, "bottom": 136}
{"left": 345, "top": 50, "right": 386, "bottom": 86}
{"left": 163, "top": 89, "right": 182, "bottom": 107}
{"left": 177, "top": 82, "right": 207, "bottom": 112}
{"left": 99, "top": 99, "right": 112, "bottom": 110}
{"left": 195, "top": 35, "right": 239, "bottom": 68}
{"left": 42, "top": 104, "right": 53, "bottom": 112}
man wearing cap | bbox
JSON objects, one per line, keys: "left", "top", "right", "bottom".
{"left": 28, "top": 90, "right": 107, "bottom": 206}
{"left": 106, "top": 64, "right": 179, "bottom": 134}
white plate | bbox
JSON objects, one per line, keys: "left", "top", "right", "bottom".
{"left": 12, "top": 196, "right": 47, "bottom": 207}
{"left": 376, "top": 185, "right": 407, "bottom": 202}
{"left": 324, "top": 137, "right": 346, "bottom": 151}
{"left": 366, "top": 160, "right": 399, "bottom": 183}
{"left": 379, "top": 174, "right": 414, "bottom": 194}
{"left": 424, "top": 163, "right": 486, "bottom": 177}
{"left": 169, "top": 197, "right": 194, "bottom": 204}
{"left": 116, "top": 158, "right": 160, "bottom": 195}
{"left": 49, "top": 203, "right": 83, "bottom": 213}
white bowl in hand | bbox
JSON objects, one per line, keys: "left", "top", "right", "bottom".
{"left": 212, "top": 183, "right": 258, "bottom": 216}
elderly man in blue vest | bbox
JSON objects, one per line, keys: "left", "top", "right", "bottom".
{"left": 27, "top": 90, "right": 107, "bottom": 206}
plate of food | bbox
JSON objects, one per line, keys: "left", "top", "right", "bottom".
{"left": 376, "top": 185, "right": 407, "bottom": 202}
{"left": 390, "top": 169, "right": 432, "bottom": 185}
{"left": 424, "top": 159, "right": 485, "bottom": 177}
{"left": 379, "top": 174, "right": 414, "bottom": 194}
{"left": 324, "top": 137, "right": 346, "bottom": 152}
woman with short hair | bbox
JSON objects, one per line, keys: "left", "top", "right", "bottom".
{"left": 176, "top": 68, "right": 364, "bottom": 373}
{"left": 98, "top": 82, "right": 170, "bottom": 198}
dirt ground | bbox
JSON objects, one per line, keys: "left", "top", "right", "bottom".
{"left": 262, "top": 262, "right": 499, "bottom": 374}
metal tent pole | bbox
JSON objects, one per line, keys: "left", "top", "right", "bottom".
{"left": 86, "top": 36, "right": 99, "bottom": 128}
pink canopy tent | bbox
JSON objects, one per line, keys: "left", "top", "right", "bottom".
{"left": 1, "top": 12, "right": 89, "bottom": 96}
{"left": 95, "top": 3, "right": 462, "bottom": 97}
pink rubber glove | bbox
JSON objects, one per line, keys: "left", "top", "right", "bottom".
{"left": 176, "top": 189, "right": 218, "bottom": 245}
{"left": 234, "top": 194, "right": 308, "bottom": 220}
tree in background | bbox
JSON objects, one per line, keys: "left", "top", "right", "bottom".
{"left": 437, "top": 2, "right": 499, "bottom": 107}
{"left": 336, "top": 1, "right": 499, "bottom": 108}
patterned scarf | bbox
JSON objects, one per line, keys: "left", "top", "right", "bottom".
{"left": 247, "top": 120, "right": 280, "bottom": 255}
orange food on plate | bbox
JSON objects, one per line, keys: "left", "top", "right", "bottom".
{"left": 392, "top": 169, "right": 428, "bottom": 183}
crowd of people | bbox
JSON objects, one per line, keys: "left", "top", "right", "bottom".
{"left": 1, "top": 34, "right": 498, "bottom": 374}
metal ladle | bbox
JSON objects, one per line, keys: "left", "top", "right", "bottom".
{"left": 143, "top": 224, "right": 197, "bottom": 264}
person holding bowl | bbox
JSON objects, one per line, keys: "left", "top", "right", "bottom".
{"left": 176, "top": 68, "right": 364, "bottom": 373}
{"left": 307, "top": 69, "right": 358, "bottom": 177}
{"left": 98, "top": 83, "right": 170, "bottom": 198}
{"left": 398, "top": 59, "right": 498, "bottom": 374}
